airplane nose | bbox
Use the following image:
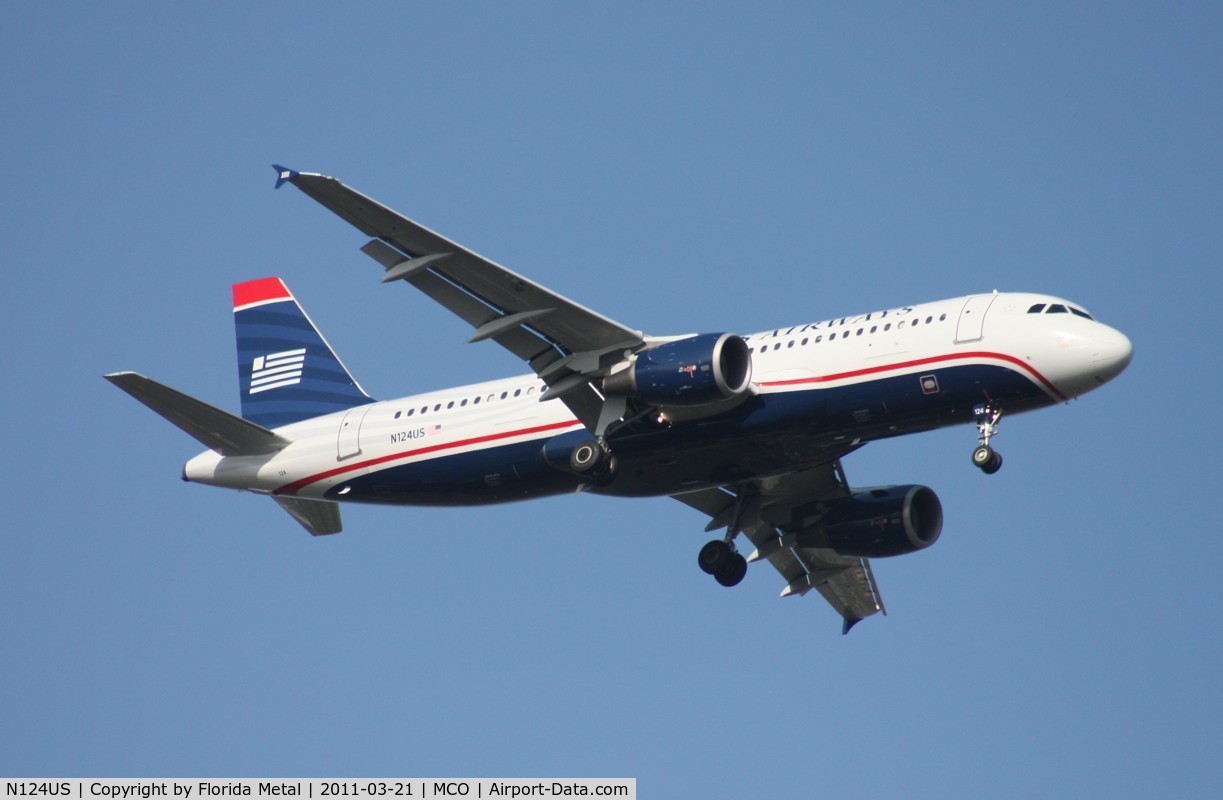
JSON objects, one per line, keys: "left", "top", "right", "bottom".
{"left": 1088, "top": 325, "right": 1133, "bottom": 385}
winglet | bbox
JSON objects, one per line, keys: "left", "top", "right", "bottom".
{"left": 273, "top": 164, "right": 298, "bottom": 189}
{"left": 842, "top": 617, "right": 862, "bottom": 635}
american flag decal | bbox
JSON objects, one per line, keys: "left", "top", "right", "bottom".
{"left": 249, "top": 348, "right": 306, "bottom": 394}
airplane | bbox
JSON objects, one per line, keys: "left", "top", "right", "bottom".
{"left": 106, "top": 165, "right": 1133, "bottom": 633}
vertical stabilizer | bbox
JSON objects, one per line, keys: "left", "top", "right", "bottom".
{"left": 233, "top": 277, "right": 372, "bottom": 428}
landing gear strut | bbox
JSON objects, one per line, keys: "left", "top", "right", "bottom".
{"left": 971, "top": 402, "right": 1004, "bottom": 475}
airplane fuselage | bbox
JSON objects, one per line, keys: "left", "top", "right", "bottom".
{"left": 184, "top": 291, "right": 1132, "bottom": 505}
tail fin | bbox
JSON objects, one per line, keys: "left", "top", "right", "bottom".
{"left": 233, "top": 277, "right": 372, "bottom": 428}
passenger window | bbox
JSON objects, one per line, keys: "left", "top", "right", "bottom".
{"left": 500, "top": 391, "right": 508, "bottom": 400}
{"left": 870, "top": 325, "right": 877, "bottom": 334}
{"left": 460, "top": 398, "right": 468, "bottom": 407}
{"left": 1047, "top": 304, "right": 1068, "bottom": 314}
{"left": 815, "top": 335, "right": 823, "bottom": 343}
{"left": 514, "top": 389, "right": 522, "bottom": 397}
{"left": 527, "top": 386, "right": 536, "bottom": 395}
{"left": 926, "top": 316, "right": 933, "bottom": 324}
{"left": 447, "top": 401, "right": 455, "bottom": 409}
{"left": 394, "top": 411, "right": 402, "bottom": 419}
{"left": 407, "top": 409, "right": 414, "bottom": 416}
{"left": 856, "top": 329, "right": 863, "bottom": 336}
{"left": 787, "top": 341, "right": 794, "bottom": 348}
{"left": 801, "top": 337, "right": 808, "bottom": 345}
{"left": 884, "top": 323, "right": 891, "bottom": 331}
{"left": 829, "top": 332, "right": 837, "bottom": 340}
{"left": 433, "top": 404, "right": 441, "bottom": 412}
{"left": 939, "top": 313, "right": 947, "bottom": 321}
{"left": 1028, "top": 304, "right": 1046, "bottom": 314}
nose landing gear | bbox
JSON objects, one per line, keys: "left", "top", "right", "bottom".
{"left": 971, "top": 403, "right": 1004, "bottom": 475}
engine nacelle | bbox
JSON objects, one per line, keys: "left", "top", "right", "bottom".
{"left": 796, "top": 485, "right": 943, "bottom": 558}
{"left": 602, "top": 333, "right": 752, "bottom": 405}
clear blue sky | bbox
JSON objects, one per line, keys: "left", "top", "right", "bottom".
{"left": 2, "top": 3, "right": 1219, "bottom": 796}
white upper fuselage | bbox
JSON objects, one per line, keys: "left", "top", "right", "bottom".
{"left": 184, "top": 291, "right": 1132, "bottom": 502}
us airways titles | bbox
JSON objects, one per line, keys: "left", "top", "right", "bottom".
{"left": 754, "top": 304, "right": 919, "bottom": 339}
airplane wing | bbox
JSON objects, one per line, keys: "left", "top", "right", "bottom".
{"left": 672, "top": 459, "right": 887, "bottom": 633}
{"left": 274, "top": 166, "right": 646, "bottom": 431}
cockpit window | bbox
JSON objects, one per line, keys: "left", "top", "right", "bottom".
{"left": 1070, "top": 307, "right": 1093, "bottom": 320}
{"left": 1046, "top": 304, "right": 1068, "bottom": 314}
{"left": 1027, "top": 303, "right": 1046, "bottom": 314}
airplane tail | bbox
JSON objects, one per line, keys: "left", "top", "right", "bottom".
{"left": 233, "top": 277, "right": 373, "bottom": 428}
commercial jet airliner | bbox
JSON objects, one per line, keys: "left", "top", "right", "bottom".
{"left": 107, "top": 166, "right": 1133, "bottom": 632}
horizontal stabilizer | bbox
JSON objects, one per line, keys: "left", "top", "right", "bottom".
{"left": 105, "top": 372, "right": 291, "bottom": 456}
{"left": 273, "top": 496, "right": 342, "bottom": 536}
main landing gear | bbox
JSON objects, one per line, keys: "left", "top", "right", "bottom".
{"left": 971, "top": 402, "right": 1004, "bottom": 475}
{"left": 569, "top": 437, "right": 617, "bottom": 481}
{"left": 697, "top": 539, "right": 748, "bottom": 587}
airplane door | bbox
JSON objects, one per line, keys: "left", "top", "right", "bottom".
{"left": 337, "top": 403, "right": 376, "bottom": 460}
{"left": 954, "top": 294, "right": 997, "bottom": 343}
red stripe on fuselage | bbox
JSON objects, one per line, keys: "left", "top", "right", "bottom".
{"left": 758, "top": 350, "right": 1066, "bottom": 401}
{"left": 276, "top": 418, "right": 584, "bottom": 495}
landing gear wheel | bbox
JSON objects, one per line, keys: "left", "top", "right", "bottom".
{"left": 569, "top": 438, "right": 616, "bottom": 480}
{"left": 715, "top": 553, "right": 748, "bottom": 587}
{"left": 570, "top": 440, "right": 604, "bottom": 472}
{"left": 698, "top": 539, "right": 733, "bottom": 575}
{"left": 972, "top": 445, "right": 1003, "bottom": 474}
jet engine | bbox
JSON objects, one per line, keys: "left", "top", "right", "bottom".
{"left": 602, "top": 333, "right": 752, "bottom": 405}
{"left": 796, "top": 484, "right": 943, "bottom": 558}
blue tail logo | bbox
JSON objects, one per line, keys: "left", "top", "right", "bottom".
{"left": 233, "top": 277, "right": 373, "bottom": 428}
